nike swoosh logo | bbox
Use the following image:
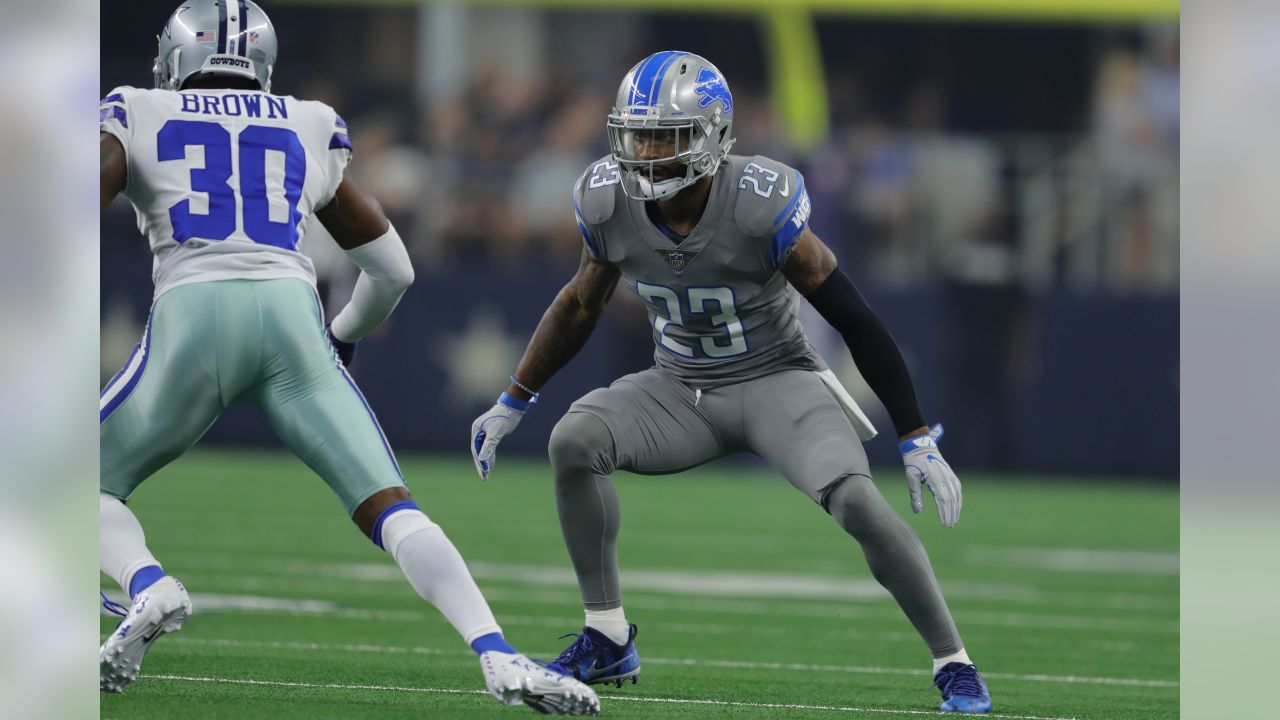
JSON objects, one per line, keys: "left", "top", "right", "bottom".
{"left": 586, "top": 656, "right": 630, "bottom": 677}
{"left": 779, "top": 174, "right": 790, "bottom": 197}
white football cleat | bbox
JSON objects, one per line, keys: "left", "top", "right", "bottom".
{"left": 100, "top": 577, "right": 192, "bottom": 693}
{"left": 480, "top": 650, "right": 601, "bottom": 715}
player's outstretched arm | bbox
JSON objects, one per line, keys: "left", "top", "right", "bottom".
{"left": 783, "top": 228, "right": 963, "bottom": 527}
{"left": 469, "top": 249, "right": 621, "bottom": 480}
{"left": 315, "top": 173, "right": 415, "bottom": 365}
{"left": 100, "top": 134, "right": 127, "bottom": 212}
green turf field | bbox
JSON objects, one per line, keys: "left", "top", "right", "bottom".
{"left": 100, "top": 450, "right": 1178, "bottom": 719}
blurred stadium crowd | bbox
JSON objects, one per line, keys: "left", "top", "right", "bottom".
{"left": 102, "top": 4, "right": 1180, "bottom": 297}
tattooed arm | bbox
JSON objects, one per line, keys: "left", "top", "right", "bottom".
{"left": 505, "top": 249, "right": 622, "bottom": 400}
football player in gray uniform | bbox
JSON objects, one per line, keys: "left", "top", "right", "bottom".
{"left": 470, "top": 51, "right": 991, "bottom": 714}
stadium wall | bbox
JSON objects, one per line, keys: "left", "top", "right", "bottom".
{"left": 101, "top": 251, "right": 1176, "bottom": 479}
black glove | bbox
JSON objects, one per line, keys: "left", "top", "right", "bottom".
{"left": 326, "top": 325, "right": 357, "bottom": 367}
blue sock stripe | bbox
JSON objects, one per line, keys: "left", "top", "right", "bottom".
{"left": 128, "top": 565, "right": 167, "bottom": 598}
{"left": 371, "top": 500, "right": 420, "bottom": 549}
{"left": 470, "top": 632, "right": 516, "bottom": 656}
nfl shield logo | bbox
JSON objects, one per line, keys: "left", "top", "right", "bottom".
{"left": 662, "top": 250, "right": 696, "bottom": 272}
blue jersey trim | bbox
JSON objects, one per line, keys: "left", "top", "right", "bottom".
{"left": 769, "top": 172, "right": 807, "bottom": 268}
{"left": 771, "top": 171, "right": 806, "bottom": 227}
{"left": 100, "top": 105, "right": 128, "bottom": 128}
{"left": 572, "top": 190, "right": 602, "bottom": 258}
{"left": 100, "top": 308, "right": 154, "bottom": 423}
{"left": 371, "top": 500, "right": 421, "bottom": 549}
{"left": 102, "top": 93, "right": 125, "bottom": 105}
{"left": 329, "top": 132, "right": 352, "bottom": 150}
{"left": 306, "top": 288, "right": 403, "bottom": 481}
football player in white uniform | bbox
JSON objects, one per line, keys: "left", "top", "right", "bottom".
{"left": 99, "top": 2, "right": 597, "bottom": 714}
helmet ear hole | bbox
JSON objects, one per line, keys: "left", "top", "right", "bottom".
{"left": 718, "top": 127, "right": 728, "bottom": 142}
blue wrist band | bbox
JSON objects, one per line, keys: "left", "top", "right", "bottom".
{"left": 499, "top": 392, "right": 533, "bottom": 412}
{"left": 899, "top": 435, "right": 935, "bottom": 455}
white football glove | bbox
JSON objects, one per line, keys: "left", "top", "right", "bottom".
{"left": 899, "top": 423, "right": 963, "bottom": 528}
{"left": 470, "top": 393, "right": 531, "bottom": 481}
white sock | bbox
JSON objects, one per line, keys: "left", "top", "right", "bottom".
{"left": 100, "top": 494, "right": 161, "bottom": 594}
{"left": 932, "top": 648, "right": 973, "bottom": 673}
{"left": 584, "top": 607, "right": 630, "bottom": 645}
{"left": 381, "top": 509, "right": 502, "bottom": 645}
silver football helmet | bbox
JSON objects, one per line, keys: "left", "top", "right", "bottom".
{"left": 608, "top": 51, "right": 736, "bottom": 201}
{"left": 153, "top": 1, "right": 278, "bottom": 92}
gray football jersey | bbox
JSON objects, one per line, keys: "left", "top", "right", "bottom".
{"left": 573, "top": 154, "right": 826, "bottom": 388}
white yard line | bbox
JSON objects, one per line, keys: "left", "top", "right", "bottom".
{"left": 960, "top": 547, "right": 1178, "bottom": 576}
{"left": 162, "top": 637, "right": 1178, "bottom": 689}
{"left": 144, "top": 673, "right": 1081, "bottom": 720}
{"left": 101, "top": 589, "right": 1178, "bottom": 636}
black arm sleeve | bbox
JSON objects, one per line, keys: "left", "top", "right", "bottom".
{"left": 804, "top": 268, "right": 926, "bottom": 438}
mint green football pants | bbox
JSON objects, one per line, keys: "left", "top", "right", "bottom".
{"left": 100, "top": 278, "right": 405, "bottom": 515}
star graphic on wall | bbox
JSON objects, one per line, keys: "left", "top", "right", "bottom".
{"left": 433, "top": 306, "right": 525, "bottom": 411}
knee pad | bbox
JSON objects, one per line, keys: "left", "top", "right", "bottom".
{"left": 548, "top": 411, "right": 615, "bottom": 475}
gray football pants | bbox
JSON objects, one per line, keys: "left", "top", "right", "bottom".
{"left": 548, "top": 367, "right": 962, "bottom": 657}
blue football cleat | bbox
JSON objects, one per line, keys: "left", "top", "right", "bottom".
{"left": 933, "top": 662, "right": 993, "bottom": 713}
{"left": 546, "top": 624, "right": 641, "bottom": 688}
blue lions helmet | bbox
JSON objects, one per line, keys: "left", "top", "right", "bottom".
{"left": 153, "top": 0, "right": 278, "bottom": 92}
{"left": 608, "top": 52, "right": 736, "bottom": 201}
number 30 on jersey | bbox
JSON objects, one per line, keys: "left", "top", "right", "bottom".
{"left": 158, "top": 119, "right": 306, "bottom": 250}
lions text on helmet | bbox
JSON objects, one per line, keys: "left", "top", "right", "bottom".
{"left": 153, "top": 0, "right": 278, "bottom": 92}
{"left": 607, "top": 51, "right": 736, "bottom": 202}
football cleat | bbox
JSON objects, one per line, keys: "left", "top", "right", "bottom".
{"left": 480, "top": 650, "right": 600, "bottom": 716}
{"left": 100, "top": 576, "right": 192, "bottom": 693}
{"left": 546, "top": 624, "right": 640, "bottom": 688}
{"left": 933, "top": 662, "right": 993, "bottom": 713}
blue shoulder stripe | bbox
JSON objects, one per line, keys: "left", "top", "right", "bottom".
{"left": 101, "top": 93, "right": 125, "bottom": 105}
{"left": 769, "top": 172, "right": 808, "bottom": 268}
{"left": 572, "top": 188, "right": 601, "bottom": 258}
{"left": 329, "top": 132, "right": 352, "bottom": 150}
{"left": 772, "top": 171, "right": 805, "bottom": 228}
{"left": 100, "top": 105, "right": 128, "bottom": 128}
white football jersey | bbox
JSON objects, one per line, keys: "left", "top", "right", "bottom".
{"left": 100, "top": 86, "right": 351, "bottom": 299}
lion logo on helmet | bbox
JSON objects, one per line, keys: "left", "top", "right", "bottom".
{"left": 694, "top": 67, "right": 733, "bottom": 113}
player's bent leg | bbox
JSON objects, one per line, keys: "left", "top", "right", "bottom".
{"left": 742, "top": 370, "right": 991, "bottom": 712}
{"left": 546, "top": 371, "right": 721, "bottom": 687}
{"left": 546, "top": 411, "right": 641, "bottom": 688}
{"left": 549, "top": 411, "right": 624, "bottom": 613}
{"left": 99, "top": 284, "right": 228, "bottom": 692}
{"left": 99, "top": 495, "right": 191, "bottom": 693}
{"left": 356, "top": 488, "right": 600, "bottom": 715}
{"left": 823, "top": 475, "right": 991, "bottom": 713}
{"left": 100, "top": 283, "right": 230, "bottom": 500}
{"left": 821, "top": 475, "right": 962, "bottom": 655}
